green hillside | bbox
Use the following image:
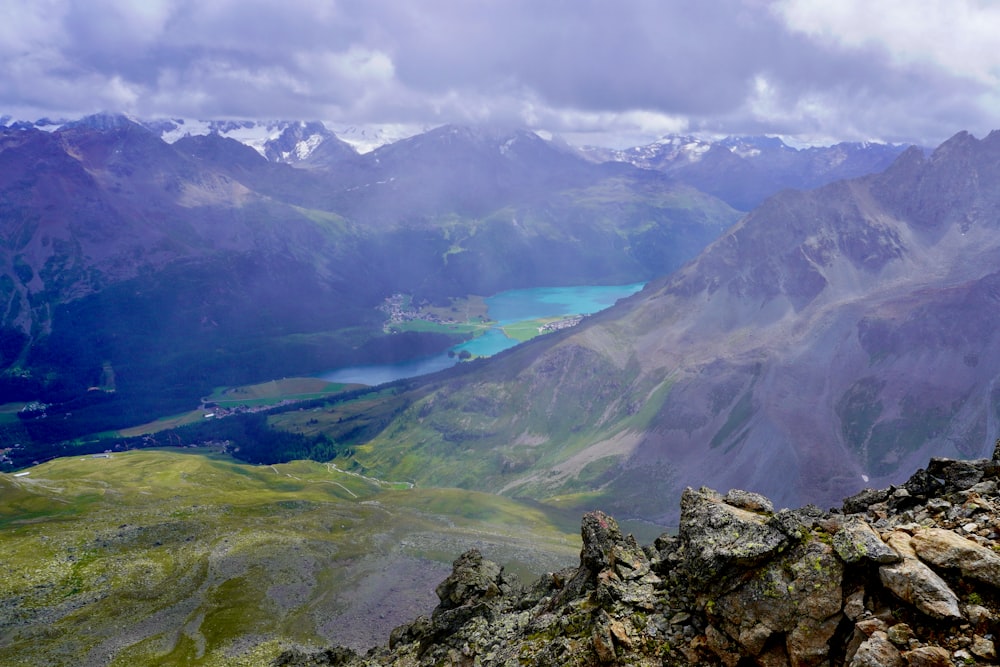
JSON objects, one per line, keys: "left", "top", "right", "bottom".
{"left": 0, "top": 449, "right": 579, "bottom": 666}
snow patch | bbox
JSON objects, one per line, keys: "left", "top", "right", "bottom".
{"left": 296, "top": 133, "right": 325, "bottom": 160}
{"left": 154, "top": 119, "right": 290, "bottom": 157}
{"left": 159, "top": 118, "right": 211, "bottom": 143}
{"left": 729, "top": 145, "right": 761, "bottom": 158}
{"left": 330, "top": 123, "right": 426, "bottom": 154}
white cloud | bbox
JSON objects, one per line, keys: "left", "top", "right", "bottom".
{"left": 0, "top": 1, "right": 62, "bottom": 55}
{"left": 523, "top": 107, "right": 691, "bottom": 148}
{"left": 314, "top": 48, "right": 394, "bottom": 83}
{"left": 1, "top": 0, "right": 998, "bottom": 145}
{"left": 774, "top": 0, "right": 1000, "bottom": 85}
{"left": 105, "top": 75, "right": 142, "bottom": 110}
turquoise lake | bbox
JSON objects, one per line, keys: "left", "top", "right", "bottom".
{"left": 321, "top": 282, "right": 644, "bottom": 386}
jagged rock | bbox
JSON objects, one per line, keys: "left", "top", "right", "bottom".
{"left": 910, "top": 527, "right": 1000, "bottom": 587}
{"left": 886, "top": 622, "right": 915, "bottom": 646}
{"left": 415, "top": 549, "right": 522, "bottom": 660}
{"left": 580, "top": 511, "right": 625, "bottom": 574}
{"left": 275, "top": 455, "right": 1000, "bottom": 667}
{"left": 768, "top": 507, "right": 808, "bottom": 540}
{"left": 901, "top": 645, "right": 952, "bottom": 667}
{"left": 272, "top": 646, "right": 358, "bottom": 666}
{"left": 591, "top": 609, "right": 618, "bottom": 663}
{"left": 842, "top": 487, "right": 892, "bottom": 514}
{"left": 388, "top": 615, "right": 431, "bottom": 649}
{"left": 903, "top": 468, "right": 944, "bottom": 499}
{"left": 972, "top": 634, "right": 997, "bottom": 660}
{"left": 724, "top": 488, "right": 774, "bottom": 513}
{"left": 844, "top": 587, "right": 866, "bottom": 621}
{"left": 558, "top": 511, "right": 659, "bottom": 612}
{"left": 927, "top": 458, "right": 984, "bottom": 491}
{"left": 833, "top": 517, "right": 901, "bottom": 564}
{"left": 679, "top": 486, "right": 791, "bottom": 592}
{"left": 850, "top": 631, "right": 905, "bottom": 667}
{"left": 879, "top": 531, "right": 963, "bottom": 621}
{"left": 435, "top": 549, "right": 505, "bottom": 610}
{"left": 706, "top": 539, "right": 843, "bottom": 666}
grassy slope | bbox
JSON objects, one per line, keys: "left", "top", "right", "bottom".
{"left": 0, "top": 449, "right": 579, "bottom": 666}
{"left": 269, "top": 348, "right": 673, "bottom": 520}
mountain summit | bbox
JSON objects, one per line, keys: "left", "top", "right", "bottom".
{"left": 279, "top": 450, "right": 1000, "bottom": 666}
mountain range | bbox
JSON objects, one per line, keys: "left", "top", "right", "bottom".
{"left": 4, "top": 114, "right": 909, "bottom": 207}
{"left": 4, "top": 113, "right": 995, "bottom": 665}
{"left": 580, "top": 134, "right": 908, "bottom": 209}
{"left": 0, "top": 113, "right": 931, "bottom": 512}
{"left": 0, "top": 114, "right": 745, "bottom": 442}
{"left": 315, "top": 130, "right": 1000, "bottom": 526}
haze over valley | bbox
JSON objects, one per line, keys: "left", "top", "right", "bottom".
{"left": 5, "top": 2, "right": 1000, "bottom": 664}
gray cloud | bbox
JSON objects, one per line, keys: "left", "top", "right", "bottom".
{"left": 1, "top": 0, "right": 997, "bottom": 146}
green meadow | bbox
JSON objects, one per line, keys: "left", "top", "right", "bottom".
{"left": 0, "top": 449, "right": 579, "bottom": 666}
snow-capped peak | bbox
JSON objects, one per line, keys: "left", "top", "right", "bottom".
{"left": 328, "top": 123, "right": 428, "bottom": 154}
{"left": 156, "top": 119, "right": 290, "bottom": 156}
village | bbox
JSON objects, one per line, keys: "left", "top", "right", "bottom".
{"left": 537, "top": 314, "right": 583, "bottom": 333}
{"left": 377, "top": 293, "right": 488, "bottom": 333}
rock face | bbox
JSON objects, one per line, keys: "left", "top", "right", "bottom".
{"left": 276, "top": 451, "right": 1000, "bottom": 666}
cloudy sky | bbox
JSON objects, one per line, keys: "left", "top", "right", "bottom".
{"left": 2, "top": 0, "right": 999, "bottom": 147}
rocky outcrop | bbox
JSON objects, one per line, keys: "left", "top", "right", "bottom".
{"left": 276, "top": 450, "right": 1000, "bottom": 666}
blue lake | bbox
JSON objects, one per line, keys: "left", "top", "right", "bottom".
{"left": 321, "top": 282, "right": 644, "bottom": 386}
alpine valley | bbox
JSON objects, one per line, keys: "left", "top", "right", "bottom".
{"left": 0, "top": 113, "right": 746, "bottom": 454}
{"left": 324, "top": 130, "right": 1000, "bottom": 527}
{"left": 0, "top": 114, "right": 907, "bottom": 464}
{"left": 17, "top": 113, "right": 1000, "bottom": 665}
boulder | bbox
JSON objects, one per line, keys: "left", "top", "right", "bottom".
{"left": 900, "top": 646, "right": 953, "bottom": 667}
{"left": 850, "top": 631, "right": 904, "bottom": 667}
{"left": 580, "top": 511, "right": 625, "bottom": 574}
{"left": 708, "top": 539, "right": 843, "bottom": 666}
{"left": 926, "top": 458, "right": 984, "bottom": 491}
{"left": 911, "top": 527, "right": 1000, "bottom": 587}
{"left": 878, "top": 532, "right": 963, "bottom": 621}
{"left": 679, "top": 486, "right": 791, "bottom": 592}
{"left": 842, "top": 487, "right": 891, "bottom": 514}
{"left": 724, "top": 488, "right": 774, "bottom": 513}
{"left": 972, "top": 634, "right": 997, "bottom": 660}
{"left": 902, "top": 468, "right": 944, "bottom": 499}
{"left": 434, "top": 549, "right": 505, "bottom": 611}
{"left": 833, "top": 517, "right": 901, "bottom": 564}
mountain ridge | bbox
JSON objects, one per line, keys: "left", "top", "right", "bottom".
{"left": 0, "top": 114, "right": 741, "bottom": 449}
{"left": 580, "top": 133, "right": 911, "bottom": 209}
{"left": 317, "top": 129, "right": 1000, "bottom": 525}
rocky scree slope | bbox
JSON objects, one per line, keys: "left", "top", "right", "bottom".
{"left": 279, "top": 448, "right": 1000, "bottom": 666}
